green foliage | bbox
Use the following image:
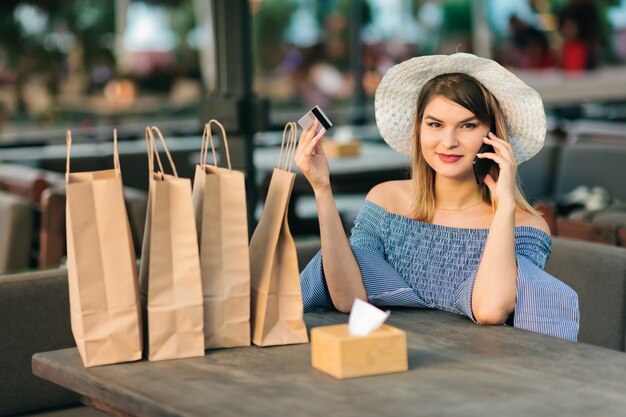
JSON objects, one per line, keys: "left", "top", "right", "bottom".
{"left": 441, "top": 0, "right": 472, "bottom": 35}
{"left": 252, "top": 0, "right": 296, "bottom": 72}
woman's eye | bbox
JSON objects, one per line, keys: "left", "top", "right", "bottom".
{"left": 461, "top": 123, "right": 478, "bottom": 129}
{"left": 427, "top": 122, "right": 441, "bottom": 128}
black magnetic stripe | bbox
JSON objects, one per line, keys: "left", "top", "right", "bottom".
{"left": 311, "top": 107, "right": 331, "bottom": 129}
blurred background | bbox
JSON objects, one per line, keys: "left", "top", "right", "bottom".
{"left": 1, "top": 0, "right": 626, "bottom": 274}
{"left": 1, "top": 0, "right": 626, "bottom": 137}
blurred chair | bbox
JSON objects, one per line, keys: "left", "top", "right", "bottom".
{"left": 0, "top": 267, "right": 105, "bottom": 416}
{"left": 532, "top": 142, "right": 626, "bottom": 246}
{"left": 39, "top": 185, "right": 147, "bottom": 267}
{"left": 0, "top": 163, "right": 64, "bottom": 206}
{"left": 553, "top": 143, "right": 626, "bottom": 201}
{"left": 566, "top": 120, "right": 626, "bottom": 145}
{"left": 619, "top": 228, "right": 626, "bottom": 247}
{"left": 546, "top": 237, "right": 626, "bottom": 351}
{"left": 0, "top": 164, "right": 66, "bottom": 268}
{"left": 0, "top": 162, "right": 147, "bottom": 267}
{"left": 518, "top": 141, "right": 560, "bottom": 203}
{"left": 555, "top": 218, "right": 618, "bottom": 245}
{"left": 0, "top": 190, "right": 33, "bottom": 273}
{"left": 39, "top": 185, "right": 66, "bottom": 267}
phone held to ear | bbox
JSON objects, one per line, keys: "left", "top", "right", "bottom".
{"left": 472, "top": 142, "right": 497, "bottom": 185}
{"left": 297, "top": 105, "right": 333, "bottom": 133}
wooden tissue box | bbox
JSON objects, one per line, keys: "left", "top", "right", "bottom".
{"left": 311, "top": 323, "right": 408, "bottom": 379}
{"left": 322, "top": 139, "right": 361, "bottom": 158}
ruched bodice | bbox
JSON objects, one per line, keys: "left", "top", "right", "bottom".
{"left": 300, "top": 201, "right": 579, "bottom": 341}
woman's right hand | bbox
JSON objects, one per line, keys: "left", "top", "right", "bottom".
{"left": 294, "top": 119, "right": 330, "bottom": 193}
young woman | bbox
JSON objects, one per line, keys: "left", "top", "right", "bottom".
{"left": 296, "top": 53, "right": 579, "bottom": 341}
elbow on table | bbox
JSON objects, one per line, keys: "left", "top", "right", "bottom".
{"left": 332, "top": 294, "right": 368, "bottom": 313}
{"left": 473, "top": 304, "right": 513, "bottom": 326}
{"left": 332, "top": 299, "right": 354, "bottom": 314}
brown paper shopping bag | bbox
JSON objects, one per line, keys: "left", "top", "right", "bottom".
{"left": 138, "top": 126, "right": 205, "bottom": 361}
{"left": 250, "top": 122, "right": 308, "bottom": 346}
{"left": 65, "top": 130, "right": 142, "bottom": 367}
{"left": 192, "top": 120, "right": 250, "bottom": 349}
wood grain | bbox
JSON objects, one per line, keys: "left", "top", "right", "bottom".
{"left": 311, "top": 323, "right": 407, "bottom": 379}
{"left": 33, "top": 309, "right": 626, "bottom": 417}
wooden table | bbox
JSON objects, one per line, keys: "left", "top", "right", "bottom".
{"left": 32, "top": 309, "right": 626, "bottom": 417}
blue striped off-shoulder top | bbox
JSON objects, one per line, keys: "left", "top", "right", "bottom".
{"left": 300, "top": 201, "right": 580, "bottom": 342}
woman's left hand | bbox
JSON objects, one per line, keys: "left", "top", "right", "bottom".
{"left": 476, "top": 132, "right": 517, "bottom": 208}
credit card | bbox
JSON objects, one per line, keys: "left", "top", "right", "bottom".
{"left": 297, "top": 105, "right": 332, "bottom": 132}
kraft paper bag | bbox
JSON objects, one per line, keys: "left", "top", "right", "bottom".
{"left": 138, "top": 126, "right": 205, "bottom": 361}
{"left": 250, "top": 122, "right": 308, "bottom": 346}
{"left": 192, "top": 120, "right": 250, "bottom": 349}
{"left": 65, "top": 130, "right": 142, "bottom": 367}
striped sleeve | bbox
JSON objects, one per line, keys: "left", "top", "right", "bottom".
{"left": 454, "top": 230, "right": 580, "bottom": 341}
{"left": 514, "top": 255, "right": 580, "bottom": 341}
{"left": 299, "top": 250, "right": 334, "bottom": 312}
{"left": 514, "top": 230, "right": 579, "bottom": 341}
{"left": 299, "top": 203, "right": 428, "bottom": 312}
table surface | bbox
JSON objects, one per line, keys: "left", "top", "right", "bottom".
{"left": 33, "top": 309, "right": 626, "bottom": 417}
{"left": 518, "top": 66, "right": 626, "bottom": 105}
{"left": 253, "top": 143, "right": 410, "bottom": 201}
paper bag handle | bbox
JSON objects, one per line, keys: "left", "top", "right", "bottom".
{"left": 65, "top": 129, "right": 121, "bottom": 180}
{"left": 145, "top": 127, "right": 164, "bottom": 177}
{"left": 145, "top": 126, "right": 178, "bottom": 177}
{"left": 151, "top": 126, "right": 178, "bottom": 177}
{"left": 278, "top": 122, "right": 298, "bottom": 172}
{"left": 201, "top": 119, "right": 232, "bottom": 171}
{"left": 200, "top": 123, "right": 216, "bottom": 169}
{"left": 65, "top": 131, "right": 72, "bottom": 181}
{"left": 113, "top": 128, "right": 121, "bottom": 173}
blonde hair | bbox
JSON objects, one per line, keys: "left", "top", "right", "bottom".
{"left": 410, "top": 73, "right": 539, "bottom": 221}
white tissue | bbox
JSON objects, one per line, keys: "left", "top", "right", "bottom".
{"left": 348, "top": 298, "right": 390, "bottom": 336}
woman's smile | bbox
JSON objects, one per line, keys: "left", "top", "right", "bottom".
{"left": 437, "top": 153, "right": 463, "bottom": 163}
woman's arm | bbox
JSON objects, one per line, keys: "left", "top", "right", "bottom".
{"left": 471, "top": 132, "right": 520, "bottom": 324}
{"left": 294, "top": 120, "right": 366, "bottom": 312}
{"left": 473, "top": 201, "right": 517, "bottom": 324}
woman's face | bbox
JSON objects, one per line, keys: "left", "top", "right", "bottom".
{"left": 419, "top": 95, "right": 491, "bottom": 182}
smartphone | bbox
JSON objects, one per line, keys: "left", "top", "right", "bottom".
{"left": 297, "top": 105, "right": 332, "bottom": 133}
{"left": 472, "top": 142, "right": 497, "bottom": 185}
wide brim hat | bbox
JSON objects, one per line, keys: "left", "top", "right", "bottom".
{"left": 374, "top": 53, "right": 546, "bottom": 163}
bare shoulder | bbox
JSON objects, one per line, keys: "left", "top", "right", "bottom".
{"left": 516, "top": 209, "right": 551, "bottom": 236}
{"left": 366, "top": 180, "right": 412, "bottom": 215}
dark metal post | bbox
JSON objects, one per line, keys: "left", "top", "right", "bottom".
{"left": 349, "top": 0, "right": 366, "bottom": 125}
{"left": 198, "top": 0, "right": 269, "bottom": 231}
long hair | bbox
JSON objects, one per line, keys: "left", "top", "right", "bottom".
{"left": 410, "top": 73, "right": 539, "bottom": 221}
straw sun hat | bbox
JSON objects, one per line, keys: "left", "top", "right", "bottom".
{"left": 374, "top": 53, "right": 546, "bottom": 163}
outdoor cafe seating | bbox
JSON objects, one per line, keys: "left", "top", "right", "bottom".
{"left": 0, "top": 125, "right": 625, "bottom": 417}
{"left": 1, "top": 236, "right": 626, "bottom": 416}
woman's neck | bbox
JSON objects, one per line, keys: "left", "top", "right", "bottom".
{"left": 434, "top": 175, "right": 484, "bottom": 211}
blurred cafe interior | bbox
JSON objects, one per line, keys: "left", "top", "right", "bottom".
{"left": 2, "top": 0, "right": 626, "bottom": 415}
